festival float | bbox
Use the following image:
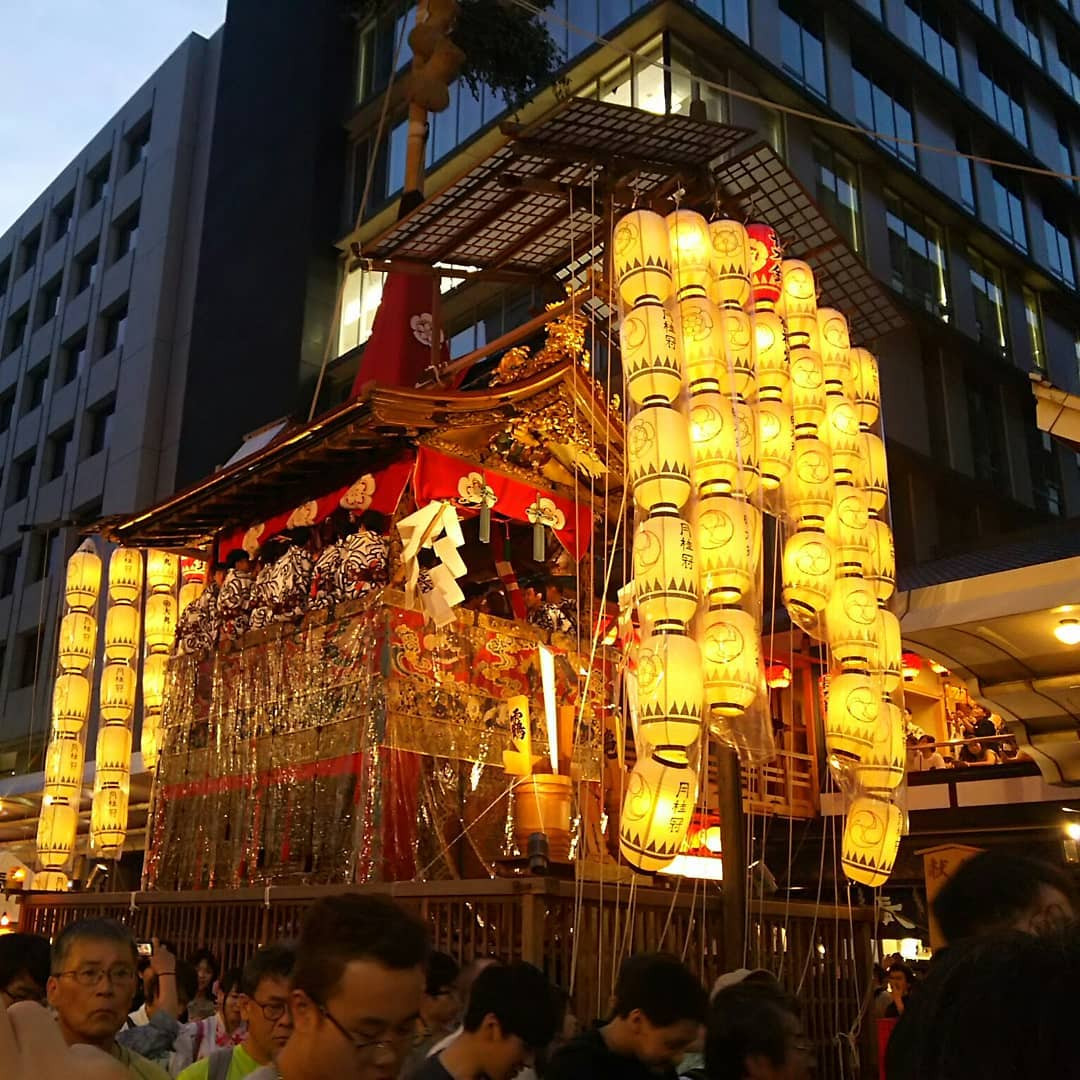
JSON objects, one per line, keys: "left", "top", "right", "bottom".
{"left": 18, "top": 99, "right": 908, "bottom": 1069}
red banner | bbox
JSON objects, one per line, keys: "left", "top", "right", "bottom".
{"left": 412, "top": 446, "right": 592, "bottom": 560}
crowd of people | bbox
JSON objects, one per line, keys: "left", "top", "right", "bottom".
{"left": 3, "top": 851, "right": 1080, "bottom": 1080}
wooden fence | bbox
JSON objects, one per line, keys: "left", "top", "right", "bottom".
{"left": 19, "top": 879, "right": 875, "bottom": 1078}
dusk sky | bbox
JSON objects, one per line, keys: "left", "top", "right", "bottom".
{"left": 1, "top": 1, "right": 227, "bottom": 234}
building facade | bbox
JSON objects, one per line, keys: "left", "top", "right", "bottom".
{"left": 0, "top": 33, "right": 222, "bottom": 772}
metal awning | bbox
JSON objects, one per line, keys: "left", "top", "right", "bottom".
{"left": 1031, "top": 372, "right": 1080, "bottom": 452}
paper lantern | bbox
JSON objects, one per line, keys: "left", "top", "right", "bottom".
{"left": 782, "top": 528, "right": 836, "bottom": 623}
{"left": 856, "top": 700, "right": 905, "bottom": 792}
{"left": 841, "top": 795, "right": 902, "bottom": 887}
{"left": 902, "top": 651, "right": 923, "bottom": 681}
{"left": 36, "top": 803, "right": 77, "bottom": 867}
{"left": 628, "top": 406, "right": 692, "bottom": 513}
{"left": 44, "top": 738, "right": 85, "bottom": 796}
{"left": 752, "top": 311, "right": 790, "bottom": 402}
{"left": 180, "top": 556, "right": 207, "bottom": 586}
{"left": 865, "top": 516, "right": 896, "bottom": 602}
{"left": 825, "top": 670, "right": 882, "bottom": 757}
{"left": 107, "top": 548, "right": 143, "bottom": 605}
{"left": 826, "top": 576, "right": 881, "bottom": 671}
{"left": 721, "top": 309, "right": 755, "bottom": 401}
{"left": 851, "top": 347, "right": 881, "bottom": 428}
{"left": 784, "top": 436, "right": 834, "bottom": 524}
{"left": 822, "top": 396, "right": 862, "bottom": 483}
{"left": 780, "top": 259, "right": 818, "bottom": 318}
{"left": 104, "top": 604, "right": 139, "bottom": 664}
{"left": 757, "top": 397, "right": 794, "bottom": 490}
{"left": 667, "top": 209, "right": 711, "bottom": 299}
{"left": 633, "top": 514, "right": 699, "bottom": 631}
{"left": 766, "top": 663, "right": 792, "bottom": 689}
{"left": 141, "top": 708, "right": 163, "bottom": 770}
{"left": 96, "top": 724, "right": 133, "bottom": 772}
{"left": 90, "top": 786, "right": 129, "bottom": 855}
{"left": 52, "top": 672, "right": 91, "bottom": 733}
{"left": 614, "top": 210, "right": 673, "bottom": 306}
{"left": 708, "top": 218, "right": 751, "bottom": 309}
{"left": 145, "top": 593, "right": 177, "bottom": 653}
{"left": 789, "top": 349, "right": 826, "bottom": 434}
{"left": 178, "top": 581, "right": 204, "bottom": 616}
{"left": 58, "top": 611, "right": 97, "bottom": 672}
{"left": 877, "top": 606, "right": 902, "bottom": 692}
{"left": 817, "top": 308, "right": 852, "bottom": 398}
{"left": 142, "top": 652, "right": 168, "bottom": 710}
{"left": 622, "top": 302, "right": 682, "bottom": 406}
{"left": 65, "top": 540, "right": 102, "bottom": 612}
{"left": 99, "top": 663, "right": 136, "bottom": 722}
{"left": 619, "top": 752, "right": 698, "bottom": 873}
{"left": 678, "top": 295, "right": 724, "bottom": 393}
{"left": 146, "top": 550, "right": 179, "bottom": 594}
{"left": 825, "top": 486, "right": 870, "bottom": 577}
{"left": 746, "top": 223, "right": 783, "bottom": 308}
{"left": 689, "top": 392, "right": 758, "bottom": 496}
{"left": 784, "top": 312, "right": 821, "bottom": 356}
{"left": 695, "top": 494, "right": 760, "bottom": 605}
{"left": 859, "top": 431, "right": 889, "bottom": 513}
{"left": 32, "top": 871, "right": 68, "bottom": 892}
{"left": 702, "top": 607, "right": 760, "bottom": 717}
{"left": 636, "top": 632, "right": 704, "bottom": 749}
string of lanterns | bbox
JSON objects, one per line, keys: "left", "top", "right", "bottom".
{"left": 615, "top": 206, "right": 905, "bottom": 887}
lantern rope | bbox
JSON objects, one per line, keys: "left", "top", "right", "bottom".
{"left": 510, "top": 0, "right": 1080, "bottom": 185}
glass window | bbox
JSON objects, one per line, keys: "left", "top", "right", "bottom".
{"left": 73, "top": 245, "right": 98, "bottom": 296}
{"left": 779, "top": 0, "right": 826, "bottom": 99}
{"left": 957, "top": 131, "right": 976, "bottom": 211}
{"left": 84, "top": 155, "right": 111, "bottom": 209}
{"left": 3, "top": 306, "right": 28, "bottom": 357}
{"left": 904, "top": 1, "right": 959, "bottom": 84}
{"left": 36, "top": 276, "right": 61, "bottom": 328}
{"left": 991, "top": 169, "right": 1027, "bottom": 251}
{"left": 977, "top": 56, "right": 1028, "bottom": 144}
{"left": 15, "top": 628, "right": 42, "bottom": 688}
{"left": 853, "top": 63, "right": 916, "bottom": 166}
{"left": 1057, "top": 36, "right": 1080, "bottom": 104}
{"left": 1023, "top": 288, "right": 1045, "bottom": 370}
{"left": 855, "top": 0, "right": 883, "bottom": 16}
{"left": 812, "top": 140, "right": 860, "bottom": 250}
{"left": 599, "top": 0, "right": 633, "bottom": 34}
{"left": 0, "top": 256, "right": 9, "bottom": 303}
{"left": 101, "top": 302, "right": 128, "bottom": 357}
{"left": 22, "top": 362, "right": 48, "bottom": 415}
{"left": 124, "top": 118, "right": 151, "bottom": 172}
{"left": 1030, "top": 429, "right": 1063, "bottom": 515}
{"left": 973, "top": 0, "right": 998, "bottom": 18}
{"left": 386, "top": 119, "right": 407, "bottom": 199}
{"left": 694, "top": 0, "right": 750, "bottom": 40}
{"left": 46, "top": 428, "right": 72, "bottom": 481}
{"left": 0, "top": 546, "right": 19, "bottom": 597}
{"left": 86, "top": 402, "right": 115, "bottom": 458}
{"left": 1058, "top": 119, "right": 1076, "bottom": 192}
{"left": 60, "top": 334, "right": 88, "bottom": 385}
{"left": 0, "top": 393, "right": 13, "bottom": 433}
{"left": 9, "top": 454, "right": 34, "bottom": 505}
{"left": 1011, "top": 0, "right": 1042, "bottom": 65}
{"left": 50, "top": 196, "right": 74, "bottom": 245}
{"left": 338, "top": 267, "right": 387, "bottom": 356}
{"left": 1044, "top": 206, "right": 1076, "bottom": 287}
{"left": 968, "top": 249, "right": 1008, "bottom": 354}
{"left": 112, "top": 209, "right": 140, "bottom": 262}
{"left": 965, "top": 376, "right": 1006, "bottom": 485}
{"left": 885, "top": 192, "right": 949, "bottom": 317}
{"left": 18, "top": 228, "right": 40, "bottom": 277}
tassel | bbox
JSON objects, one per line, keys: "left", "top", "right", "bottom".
{"left": 479, "top": 502, "right": 491, "bottom": 544}
{"left": 533, "top": 519, "right": 545, "bottom": 562}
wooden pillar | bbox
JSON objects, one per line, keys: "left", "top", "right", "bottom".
{"left": 717, "top": 744, "right": 746, "bottom": 968}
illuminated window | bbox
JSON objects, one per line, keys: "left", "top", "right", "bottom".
{"left": 1023, "top": 288, "right": 1045, "bottom": 370}
{"left": 968, "top": 249, "right": 1008, "bottom": 355}
{"left": 885, "top": 193, "right": 949, "bottom": 318}
{"left": 338, "top": 267, "right": 386, "bottom": 356}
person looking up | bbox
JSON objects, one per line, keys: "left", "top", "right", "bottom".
{"left": 116, "top": 954, "right": 198, "bottom": 1070}
{"left": 0, "top": 932, "right": 51, "bottom": 1006}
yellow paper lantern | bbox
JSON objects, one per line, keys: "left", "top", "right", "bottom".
{"left": 784, "top": 435, "right": 834, "bottom": 524}
{"left": 782, "top": 527, "right": 836, "bottom": 623}
{"left": 825, "top": 486, "right": 870, "bottom": 577}
{"left": 44, "top": 738, "right": 85, "bottom": 796}
{"left": 784, "top": 312, "right": 821, "bottom": 356}
{"left": 816, "top": 307, "right": 853, "bottom": 398}
{"left": 622, "top": 302, "right": 682, "bottom": 407}
{"left": 667, "top": 209, "right": 711, "bottom": 300}
{"left": 876, "top": 605, "right": 903, "bottom": 693}
{"left": 851, "top": 347, "right": 881, "bottom": 428}
{"left": 841, "top": 795, "right": 902, "bottom": 887}
{"left": 178, "top": 580, "right": 204, "bottom": 615}
{"left": 752, "top": 311, "right": 790, "bottom": 402}
{"left": 145, "top": 593, "right": 178, "bottom": 653}
{"left": 678, "top": 295, "right": 724, "bottom": 393}
{"left": 789, "top": 348, "right": 826, "bottom": 434}
{"left": 865, "top": 516, "right": 896, "bottom": 602}
{"left": 708, "top": 218, "right": 751, "bottom": 309}
{"left": 780, "top": 259, "right": 818, "bottom": 318}
{"left": 825, "top": 670, "right": 882, "bottom": 757}
{"left": 859, "top": 431, "right": 889, "bottom": 513}
{"left": 52, "top": 672, "right": 91, "bottom": 733}
{"left": 821, "top": 395, "right": 862, "bottom": 483}
{"left": 636, "top": 632, "right": 704, "bottom": 749}
{"left": 628, "top": 406, "right": 693, "bottom": 513}
{"left": 141, "top": 707, "right": 163, "bottom": 770}
{"left": 36, "top": 803, "right": 77, "bottom": 867}
{"left": 90, "top": 786, "right": 129, "bottom": 854}
{"left": 689, "top": 392, "right": 758, "bottom": 496}
{"left": 65, "top": 540, "right": 102, "bottom": 612}
{"left": 721, "top": 308, "right": 756, "bottom": 402}
{"left": 104, "top": 603, "right": 139, "bottom": 664}
{"left": 856, "top": 700, "right": 905, "bottom": 792}
{"left": 32, "top": 870, "right": 69, "bottom": 892}
{"left": 107, "top": 548, "right": 143, "bottom": 605}
{"left": 99, "top": 663, "right": 136, "bottom": 722}
{"left": 619, "top": 752, "right": 698, "bottom": 873}
{"left": 146, "top": 550, "right": 179, "bottom": 594}
{"left": 614, "top": 209, "right": 673, "bottom": 307}
{"left": 58, "top": 611, "right": 97, "bottom": 673}
{"left": 96, "top": 724, "right": 133, "bottom": 772}
{"left": 826, "top": 576, "right": 882, "bottom": 671}
{"left": 695, "top": 494, "right": 760, "bottom": 605}
{"left": 702, "top": 607, "right": 760, "bottom": 717}
{"left": 142, "top": 652, "right": 168, "bottom": 710}
{"left": 758, "top": 397, "right": 794, "bottom": 490}
{"left": 634, "top": 514, "right": 699, "bottom": 631}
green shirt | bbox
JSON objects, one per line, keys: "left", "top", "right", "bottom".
{"left": 177, "top": 1044, "right": 263, "bottom": 1080}
{"left": 111, "top": 1042, "right": 172, "bottom": 1080}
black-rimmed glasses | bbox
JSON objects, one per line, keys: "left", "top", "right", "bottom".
{"left": 319, "top": 1005, "right": 415, "bottom": 1060}
{"left": 54, "top": 966, "right": 136, "bottom": 988}
{"left": 249, "top": 996, "right": 291, "bottom": 1021}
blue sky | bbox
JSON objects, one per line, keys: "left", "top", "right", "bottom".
{"left": 0, "top": 1, "right": 227, "bottom": 234}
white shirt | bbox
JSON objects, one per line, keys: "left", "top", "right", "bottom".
{"left": 914, "top": 751, "right": 946, "bottom": 771}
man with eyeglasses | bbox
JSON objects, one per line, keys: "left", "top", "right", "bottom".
{"left": 178, "top": 944, "right": 294, "bottom": 1080}
{"left": 46, "top": 917, "right": 170, "bottom": 1080}
{"left": 246, "top": 893, "right": 428, "bottom": 1080}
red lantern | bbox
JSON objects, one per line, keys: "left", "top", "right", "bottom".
{"left": 901, "top": 651, "right": 923, "bottom": 681}
{"left": 765, "top": 662, "right": 792, "bottom": 689}
{"left": 746, "top": 224, "right": 783, "bottom": 309}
